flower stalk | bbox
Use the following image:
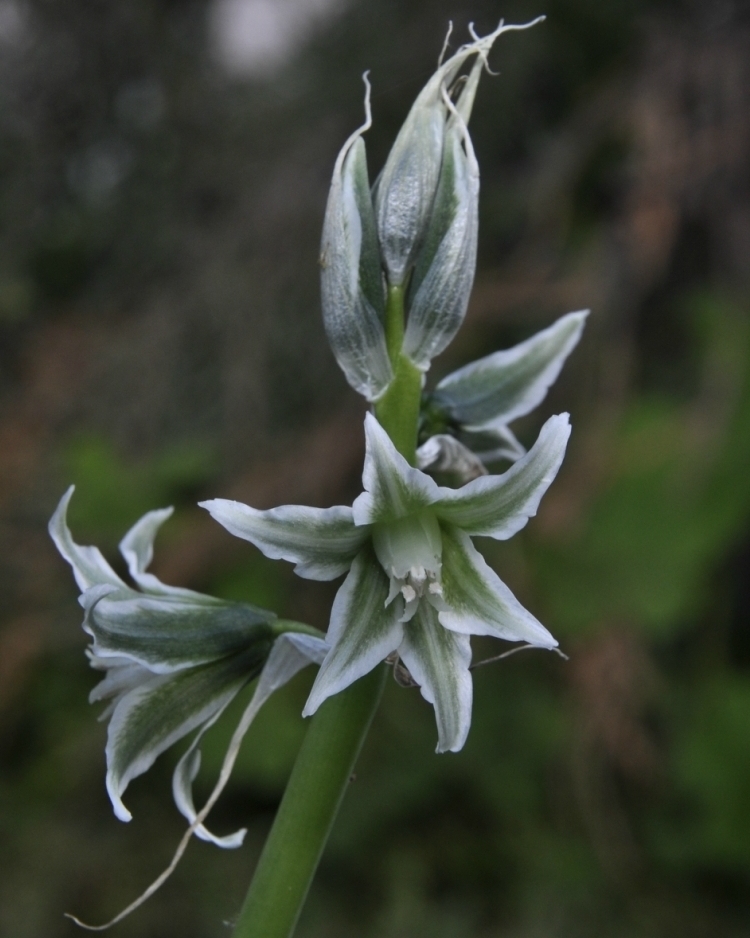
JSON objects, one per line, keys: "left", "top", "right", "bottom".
{"left": 231, "top": 665, "right": 387, "bottom": 938}
{"left": 374, "top": 285, "right": 423, "bottom": 465}
{"left": 232, "top": 282, "right": 426, "bottom": 938}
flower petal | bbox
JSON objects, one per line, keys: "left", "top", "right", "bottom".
{"left": 459, "top": 424, "right": 526, "bottom": 465}
{"left": 119, "top": 508, "right": 216, "bottom": 602}
{"left": 416, "top": 434, "right": 488, "bottom": 482}
{"left": 432, "top": 310, "right": 588, "bottom": 429}
{"left": 173, "top": 746, "right": 244, "bottom": 848}
{"left": 303, "top": 546, "right": 404, "bottom": 715}
{"left": 105, "top": 644, "right": 269, "bottom": 822}
{"left": 81, "top": 584, "right": 275, "bottom": 673}
{"left": 320, "top": 78, "right": 393, "bottom": 401}
{"left": 200, "top": 499, "right": 367, "bottom": 581}
{"left": 88, "top": 653, "right": 153, "bottom": 706}
{"left": 403, "top": 118, "right": 479, "bottom": 371}
{"left": 49, "top": 486, "right": 131, "bottom": 596}
{"left": 352, "top": 414, "right": 441, "bottom": 525}
{"left": 172, "top": 632, "right": 329, "bottom": 848}
{"left": 398, "top": 601, "right": 473, "bottom": 752}
{"left": 439, "top": 524, "right": 557, "bottom": 647}
{"left": 434, "top": 414, "right": 571, "bottom": 539}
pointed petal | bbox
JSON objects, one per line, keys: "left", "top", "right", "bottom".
{"left": 119, "top": 508, "right": 216, "bottom": 602}
{"left": 398, "top": 601, "right": 473, "bottom": 752}
{"left": 352, "top": 414, "right": 441, "bottom": 525}
{"left": 80, "top": 584, "right": 274, "bottom": 673}
{"left": 321, "top": 80, "right": 393, "bottom": 401}
{"left": 48, "top": 486, "right": 131, "bottom": 595}
{"left": 303, "top": 546, "right": 404, "bottom": 715}
{"left": 434, "top": 414, "right": 571, "bottom": 539}
{"left": 439, "top": 524, "right": 557, "bottom": 647}
{"left": 105, "top": 645, "right": 268, "bottom": 822}
{"left": 403, "top": 119, "right": 479, "bottom": 370}
{"left": 172, "top": 632, "right": 329, "bottom": 847}
{"left": 201, "top": 499, "right": 367, "bottom": 581}
{"left": 432, "top": 310, "right": 588, "bottom": 429}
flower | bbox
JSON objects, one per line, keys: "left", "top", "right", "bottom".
{"left": 320, "top": 19, "right": 545, "bottom": 402}
{"left": 417, "top": 310, "right": 589, "bottom": 481}
{"left": 49, "top": 486, "right": 328, "bottom": 843}
{"left": 202, "top": 410, "right": 570, "bottom": 753}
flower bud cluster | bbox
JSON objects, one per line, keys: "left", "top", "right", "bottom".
{"left": 321, "top": 20, "right": 544, "bottom": 401}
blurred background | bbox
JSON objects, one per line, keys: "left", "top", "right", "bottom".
{"left": 1, "top": 0, "right": 749, "bottom": 935}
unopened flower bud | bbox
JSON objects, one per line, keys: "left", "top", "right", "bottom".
{"left": 374, "top": 19, "right": 543, "bottom": 288}
{"left": 320, "top": 76, "right": 392, "bottom": 401}
{"left": 403, "top": 102, "right": 478, "bottom": 370}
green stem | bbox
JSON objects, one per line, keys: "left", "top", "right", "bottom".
{"left": 232, "top": 281, "right": 422, "bottom": 938}
{"left": 375, "top": 286, "right": 423, "bottom": 466}
{"left": 232, "top": 666, "right": 386, "bottom": 938}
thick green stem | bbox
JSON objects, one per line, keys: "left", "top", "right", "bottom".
{"left": 375, "top": 286, "right": 423, "bottom": 466}
{"left": 232, "top": 666, "right": 386, "bottom": 938}
{"left": 232, "top": 281, "right": 422, "bottom": 938}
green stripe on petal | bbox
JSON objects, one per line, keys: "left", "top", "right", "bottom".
{"left": 432, "top": 310, "right": 588, "bottom": 429}
{"left": 403, "top": 119, "right": 479, "bottom": 371}
{"left": 352, "top": 414, "right": 441, "bottom": 525}
{"left": 200, "top": 499, "right": 367, "bottom": 581}
{"left": 105, "top": 643, "right": 270, "bottom": 822}
{"left": 434, "top": 414, "right": 571, "bottom": 539}
{"left": 303, "top": 545, "right": 404, "bottom": 715}
{"left": 398, "top": 601, "right": 473, "bottom": 753}
{"left": 82, "top": 587, "right": 275, "bottom": 673}
{"left": 439, "top": 524, "right": 557, "bottom": 647}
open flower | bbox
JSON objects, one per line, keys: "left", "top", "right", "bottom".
{"left": 202, "top": 411, "right": 570, "bottom": 753}
{"left": 49, "top": 487, "right": 328, "bottom": 840}
{"left": 418, "top": 310, "right": 589, "bottom": 480}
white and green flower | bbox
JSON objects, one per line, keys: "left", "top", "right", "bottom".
{"left": 49, "top": 487, "right": 328, "bottom": 842}
{"left": 418, "top": 310, "right": 589, "bottom": 479}
{"left": 202, "top": 410, "right": 570, "bottom": 753}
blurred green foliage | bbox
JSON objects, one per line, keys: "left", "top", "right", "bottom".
{"left": 63, "top": 436, "right": 216, "bottom": 545}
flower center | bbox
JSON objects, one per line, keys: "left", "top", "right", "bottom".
{"left": 371, "top": 511, "right": 443, "bottom": 620}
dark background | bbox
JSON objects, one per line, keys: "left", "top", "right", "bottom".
{"left": 1, "top": 0, "right": 750, "bottom": 935}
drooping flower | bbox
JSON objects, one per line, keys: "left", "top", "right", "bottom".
{"left": 417, "top": 310, "right": 589, "bottom": 480}
{"left": 49, "top": 487, "right": 328, "bottom": 843}
{"left": 321, "top": 19, "right": 545, "bottom": 402}
{"left": 202, "top": 411, "right": 570, "bottom": 753}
